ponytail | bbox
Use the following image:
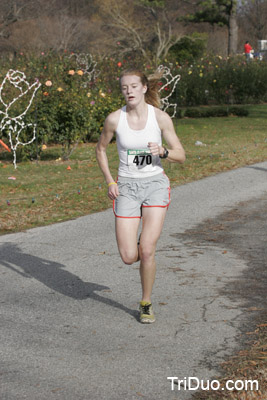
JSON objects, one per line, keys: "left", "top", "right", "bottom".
{"left": 145, "top": 71, "right": 163, "bottom": 109}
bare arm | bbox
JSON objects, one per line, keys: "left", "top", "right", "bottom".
{"left": 95, "top": 110, "right": 120, "bottom": 199}
{"left": 148, "top": 108, "right": 186, "bottom": 164}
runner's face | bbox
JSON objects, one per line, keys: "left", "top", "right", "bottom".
{"left": 120, "top": 75, "right": 147, "bottom": 106}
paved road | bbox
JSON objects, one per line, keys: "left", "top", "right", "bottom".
{"left": 1, "top": 161, "right": 267, "bottom": 400}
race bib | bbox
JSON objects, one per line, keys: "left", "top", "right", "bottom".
{"left": 127, "top": 149, "right": 153, "bottom": 171}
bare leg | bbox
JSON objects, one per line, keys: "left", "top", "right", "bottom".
{"left": 139, "top": 207, "right": 167, "bottom": 303}
{"left": 115, "top": 217, "right": 141, "bottom": 265}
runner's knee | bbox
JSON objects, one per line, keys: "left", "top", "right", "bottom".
{"left": 120, "top": 249, "right": 138, "bottom": 265}
{"left": 139, "top": 243, "right": 155, "bottom": 263}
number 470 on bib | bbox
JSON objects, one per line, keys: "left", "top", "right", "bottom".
{"left": 127, "top": 149, "right": 152, "bottom": 166}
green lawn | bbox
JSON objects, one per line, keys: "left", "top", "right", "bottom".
{"left": 0, "top": 104, "right": 266, "bottom": 235}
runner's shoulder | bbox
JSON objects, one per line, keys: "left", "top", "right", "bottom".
{"left": 105, "top": 109, "right": 121, "bottom": 131}
{"left": 154, "top": 107, "right": 172, "bottom": 128}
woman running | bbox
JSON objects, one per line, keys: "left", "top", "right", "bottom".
{"left": 96, "top": 69, "right": 185, "bottom": 323}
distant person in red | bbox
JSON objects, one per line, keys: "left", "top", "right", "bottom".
{"left": 244, "top": 41, "right": 253, "bottom": 61}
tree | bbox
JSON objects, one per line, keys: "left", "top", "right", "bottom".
{"left": 0, "top": 0, "right": 34, "bottom": 39}
{"left": 182, "top": 0, "right": 238, "bottom": 55}
{"left": 0, "top": 0, "right": 98, "bottom": 53}
{"left": 238, "top": 0, "right": 267, "bottom": 41}
{"left": 99, "top": 0, "right": 183, "bottom": 65}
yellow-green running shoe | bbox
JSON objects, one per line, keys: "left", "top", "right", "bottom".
{"left": 139, "top": 301, "right": 155, "bottom": 324}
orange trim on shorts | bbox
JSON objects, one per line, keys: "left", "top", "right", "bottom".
{"left": 142, "top": 184, "right": 171, "bottom": 209}
{"left": 113, "top": 199, "right": 141, "bottom": 218}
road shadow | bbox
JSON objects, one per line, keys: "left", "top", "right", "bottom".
{"left": 0, "top": 242, "right": 139, "bottom": 320}
{"left": 245, "top": 165, "right": 267, "bottom": 172}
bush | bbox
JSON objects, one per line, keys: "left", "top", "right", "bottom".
{"left": 171, "top": 55, "right": 267, "bottom": 107}
{"left": 229, "top": 106, "right": 249, "bottom": 117}
{"left": 0, "top": 51, "right": 263, "bottom": 164}
{"left": 0, "top": 52, "right": 125, "bottom": 160}
{"left": 168, "top": 33, "right": 208, "bottom": 64}
{"left": 184, "top": 106, "right": 249, "bottom": 118}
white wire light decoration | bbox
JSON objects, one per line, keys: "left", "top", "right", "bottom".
{"left": 157, "top": 65, "right": 181, "bottom": 118}
{"left": 0, "top": 69, "right": 41, "bottom": 168}
{"left": 69, "top": 53, "right": 99, "bottom": 86}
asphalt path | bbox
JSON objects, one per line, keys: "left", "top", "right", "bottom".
{"left": 0, "top": 161, "right": 267, "bottom": 400}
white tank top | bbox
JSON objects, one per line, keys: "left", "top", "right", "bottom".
{"left": 116, "top": 104, "right": 163, "bottom": 178}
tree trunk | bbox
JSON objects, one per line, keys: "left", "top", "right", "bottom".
{"left": 228, "top": 1, "right": 238, "bottom": 55}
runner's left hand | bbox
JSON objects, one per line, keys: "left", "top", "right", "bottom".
{"left": 148, "top": 142, "right": 164, "bottom": 157}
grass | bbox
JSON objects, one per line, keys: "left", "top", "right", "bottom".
{"left": 192, "top": 322, "right": 267, "bottom": 400}
{"left": 0, "top": 104, "right": 266, "bottom": 397}
{"left": 0, "top": 104, "right": 266, "bottom": 235}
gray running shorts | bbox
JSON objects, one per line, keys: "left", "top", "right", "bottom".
{"left": 113, "top": 172, "right": 171, "bottom": 218}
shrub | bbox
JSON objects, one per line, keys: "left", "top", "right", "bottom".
{"left": 184, "top": 106, "right": 249, "bottom": 118}
{"left": 168, "top": 33, "right": 208, "bottom": 64}
{"left": 0, "top": 51, "right": 263, "bottom": 164}
{"left": 229, "top": 106, "right": 249, "bottom": 117}
{"left": 0, "top": 52, "right": 125, "bottom": 160}
{"left": 171, "top": 55, "right": 267, "bottom": 107}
